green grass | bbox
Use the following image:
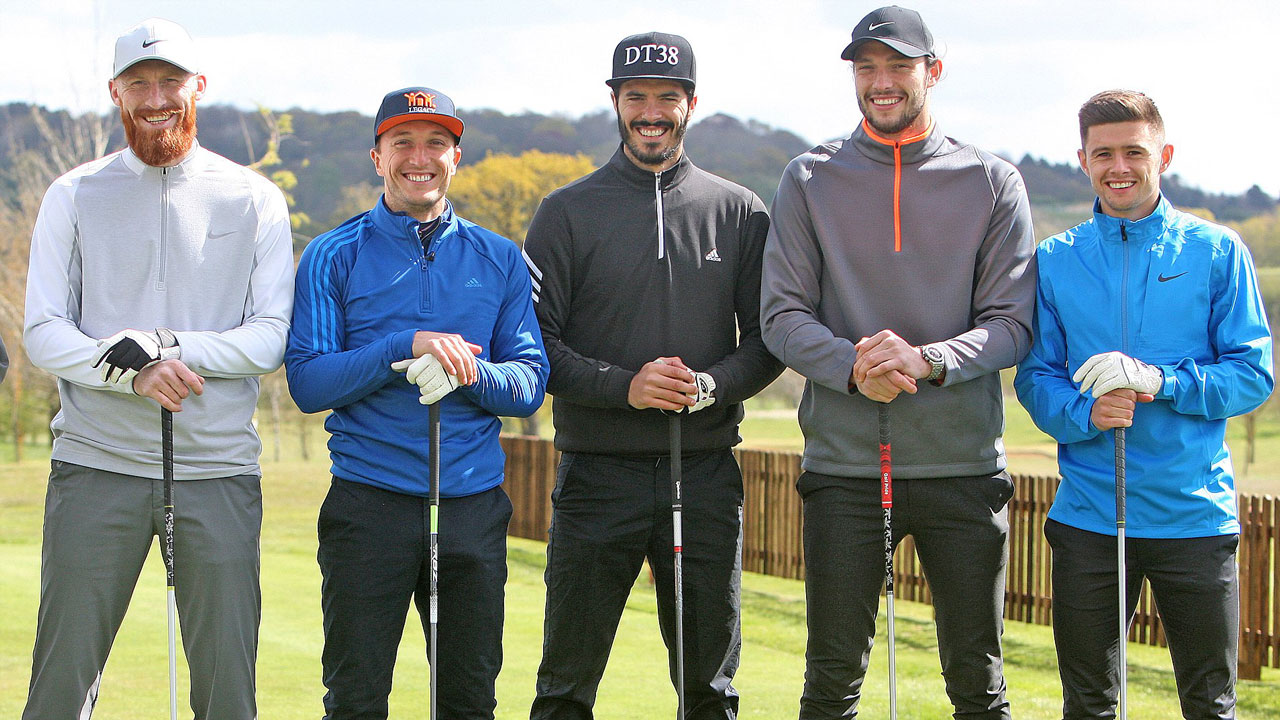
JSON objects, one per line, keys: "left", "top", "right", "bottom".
{"left": 1, "top": 451, "right": 1277, "bottom": 718}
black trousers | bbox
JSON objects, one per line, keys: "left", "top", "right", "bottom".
{"left": 798, "top": 471, "right": 1015, "bottom": 720}
{"left": 531, "top": 449, "right": 744, "bottom": 720}
{"left": 1045, "top": 519, "right": 1239, "bottom": 719}
{"left": 317, "top": 478, "right": 512, "bottom": 720}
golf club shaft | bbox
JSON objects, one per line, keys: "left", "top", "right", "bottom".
{"left": 669, "top": 413, "right": 686, "bottom": 720}
{"left": 1115, "top": 426, "right": 1127, "bottom": 720}
{"left": 162, "top": 408, "right": 177, "bottom": 720}
{"left": 878, "top": 403, "right": 897, "bottom": 720}
{"left": 429, "top": 402, "right": 441, "bottom": 720}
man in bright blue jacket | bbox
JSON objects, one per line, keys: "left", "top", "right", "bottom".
{"left": 285, "top": 87, "right": 547, "bottom": 720}
{"left": 1015, "top": 90, "right": 1273, "bottom": 719}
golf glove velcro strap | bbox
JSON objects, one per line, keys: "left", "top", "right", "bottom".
{"left": 392, "top": 355, "right": 460, "bottom": 405}
{"left": 687, "top": 372, "right": 716, "bottom": 413}
{"left": 92, "top": 328, "right": 179, "bottom": 384}
{"left": 1072, "top": 351, "right": 1162, "bottom": 398}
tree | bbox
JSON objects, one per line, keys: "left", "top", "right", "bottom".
{"left": 448, "top": 150, "right": 596, "bottom": 435}
{"left": 0, "top": 106, "right": 117, "bottom": 459}
{"left": 448, "top": 150, "right": 596, "bottom": 246}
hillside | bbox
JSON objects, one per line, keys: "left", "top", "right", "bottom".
{"left": 1, "top": 101, "right": 1274, "bottom": 244}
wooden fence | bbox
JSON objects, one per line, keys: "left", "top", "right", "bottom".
{"left": 500, "top": 436, "right": 1280, "bottom": 678}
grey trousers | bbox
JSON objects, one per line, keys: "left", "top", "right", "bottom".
{"left": 22, "top": 461, "right": 262, "bottom": 720}
{"left": 797, "top": 471, "right": 1015, "bottom": 720}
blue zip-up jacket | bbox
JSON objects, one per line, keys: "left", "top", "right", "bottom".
{"left": 285, "top": 198, "right": 547, "bottom": 498}
{"left": 1015, "top": 197, "right": 1273, "bottom": 538}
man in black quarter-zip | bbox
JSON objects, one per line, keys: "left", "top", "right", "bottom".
{"left": 523, "top": 30, "right": 782, "bottom": 720}
{"left": 761, "top": 6, "right": 1036, "bottom": 719}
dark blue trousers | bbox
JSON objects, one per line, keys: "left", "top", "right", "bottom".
{"left": 317, "top": 478, "right": 512, "bottom": 720}
{"left": 1045, "top": 519, "right": 1239, "bottom": 719}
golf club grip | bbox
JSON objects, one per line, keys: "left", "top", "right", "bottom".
{"left": 1114, "top": 427, "right": 1126, "bottom": 528}
{"left": 878, "top": 404, "right": 891, "bottom": 508}
{"left": 670, "top": 414, "right": 682, "bottom": 545}
{"left": 161, "top": 408, "right": 174, "bottom": 584}
{"left": 428, "top": 402, "right": 440, "bottom": 619}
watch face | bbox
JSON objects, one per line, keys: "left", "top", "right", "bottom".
{"left": 923, "top": 346, "right": 944, "bottom": 364}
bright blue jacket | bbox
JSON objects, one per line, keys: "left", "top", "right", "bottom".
{"left": 1015, "top": 197, "right": 1273, "bottom": 538}
{"left": 285, "top": 198, "right": 547, "bottom": 498}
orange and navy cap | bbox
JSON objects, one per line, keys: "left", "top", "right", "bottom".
{"left": 374, "top": 87, "right": 464, "bottom": 145}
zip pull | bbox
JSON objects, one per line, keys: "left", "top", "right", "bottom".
{"left": 655, "top": 172, "right": 666, "bottom": 260}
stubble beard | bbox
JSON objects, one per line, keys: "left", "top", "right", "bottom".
{"left": 859, "top": 91, "right": 927, "bottom": 137}
{"left": 122, "top": 96, "right": 198, "bottom": 167}
{"left": 617, "top": 112, "right": 689, "bottom": 168}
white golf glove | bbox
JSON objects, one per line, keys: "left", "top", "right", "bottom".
{"left": 392, "top": 355, "right": 460, "bottom": 405}
{"left": 1072, "top": 351, "right": 1162, "bottom": 398}
{"left": 91, "top": 328, "right": 179, "bottom": 384}
{"left": 687, "top": 372, "right": 717, "bottom": 413}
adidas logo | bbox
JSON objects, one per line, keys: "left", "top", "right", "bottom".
{"left": 465, "top": 278, "right": 482, "bottom": 288}
{"left": 705, "top": 248, "right": 722, "bottom": 262}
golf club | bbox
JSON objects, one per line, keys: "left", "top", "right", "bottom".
{"left": 428, "top": 401, "right": 441, "bottom": 720}
{"left": 1115, "top": 426, "right": 1127, "bottom": 720}
{"left": 669, "top": 412, "right": 687, "bottom": 720}
{"left": 161, "top": 408, "right": 177, "bottom": 720}
{"left": 878, "top": 403, "right": 897, "bottom": 720}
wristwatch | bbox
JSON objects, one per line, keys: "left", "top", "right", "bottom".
{"left": 919, "top": 344, "right": 945, "bottom": 383}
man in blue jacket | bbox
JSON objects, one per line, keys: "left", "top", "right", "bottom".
{"left": 1015, "top": 90, "right": 1273, "bottom": 719}
{"left": 286, "top": 87, "right": 548, "bottom": 720}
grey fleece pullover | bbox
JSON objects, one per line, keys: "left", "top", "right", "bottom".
{"left": 761, "top": 121, "right": 1036, "bottom": 479}
{"left": 24, "top": 143, "right": 295, "bottom": 480}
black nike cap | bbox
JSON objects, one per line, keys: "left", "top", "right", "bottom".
{"left": 841, "top": 6, "right": 936, "bottom": 61}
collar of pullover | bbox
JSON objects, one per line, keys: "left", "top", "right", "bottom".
{"left": 851, "top": 119, "right": 944, "bottom": 165}
{"left": 120, "top": 140, "right": 202, "bottom": 177}
{"left": 370, "top": 195, "right": 457, "bottom": 245}
{"left": 1091, "top": 194, "right": 1173, "bottom": 244}
{"left": 607, "top": 144, "right": 694, "bottom": 191}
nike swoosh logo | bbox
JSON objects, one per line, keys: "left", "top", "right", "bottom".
{"left": 869, "top": 21, "right": 895, "bottom": 30}
{"left": 142, "top": 39, "right": 163, "bottom": 48}
{"left": 207, "top": 230, "right": 237, "bottom": 240}
{"left": 1157, "top": 272, "right": 1188, "bottom": 282}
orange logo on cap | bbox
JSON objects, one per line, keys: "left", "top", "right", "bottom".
{"left": 404, "top": 91, "right": 436, "bottom": 110}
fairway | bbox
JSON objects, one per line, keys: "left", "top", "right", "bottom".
{"left": 2, "top": 452, "right": 1277, "bottom": 718}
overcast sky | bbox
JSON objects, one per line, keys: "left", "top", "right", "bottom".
{"left": 3, "top": 0, "right": 1276, "bottom": 197}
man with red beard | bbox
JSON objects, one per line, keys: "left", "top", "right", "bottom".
{"left": 524, "top": 31, "right": 782, "bottom": 720}
{"left": 21, "top": 18, "right": 294, "bottom": 719}
{"left": 761, "top": 6, "right": 1035, "bottom": 719}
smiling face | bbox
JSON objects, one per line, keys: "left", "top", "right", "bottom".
{"left": 110, "top": 60, "right": 205, "bottom": 167}
{"left": 1078, "top": 120, "right": 1173, "bottom": 221}
{"left": 371, "top": 120, "right": 462, "bottom": 222}
{"left": 612, "top": 78, "right": 697, "bottom": 172}
{"left": 851, "top": 42, "right": 939, "bottom": 140}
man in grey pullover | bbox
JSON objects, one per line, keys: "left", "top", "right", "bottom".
{"left": 760, "top": 7, "right": 1035, "bottom": 719}
{"left": 21, "top": 19, "right": 293, "bottom": 719}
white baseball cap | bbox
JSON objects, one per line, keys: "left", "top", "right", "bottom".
{"left": 113, "top": 18, "right": 200, "bottom": 78}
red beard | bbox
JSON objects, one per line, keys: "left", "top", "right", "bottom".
{"left": 121, "top": 97, "right": 198, "bottom": 167}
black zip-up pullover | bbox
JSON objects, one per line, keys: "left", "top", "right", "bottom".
{"left": 523, "top": 147, "right": 783, "bottom": 455}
